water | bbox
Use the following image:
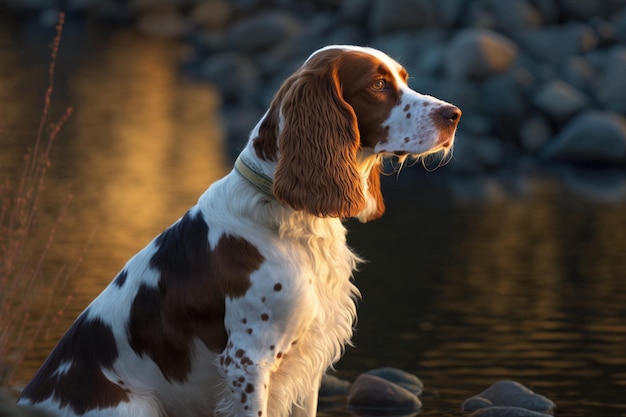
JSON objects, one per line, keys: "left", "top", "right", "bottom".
{"left": 2, "top": 19, "right": 626, "bottom": 416}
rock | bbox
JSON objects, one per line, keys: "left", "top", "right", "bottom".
{"left": 468, "top": 406, "right": 555, "bottom": 417}
{"left": 517, "top": 22, "right": 597, "bottom": 64}
{"left": 483, "top": 0, "right": 544, "bottom": 33}
{"left": 371, "top": 29, "right": 447, "bottom": 70}
{"left": 555, "top": 166, "right": 626, "bottom": 202}
{"left": 480, "top": 71, "right": 528, "bottom": 136}
{"left": 462, "top": 381, "right": 556, "bottom": 413}
{"left": 520, "top": 114, "right": 553, "bottom": 153}
{"left": 614, "top": 7, "right": 626, "bottom": 43}
{"left": 135, "top": 9, "right": 189, "bottom": 39}
{"left": 189, "top": 0, "right": 232, "bottom": 31}
{"left": 226, "top": 10, "right": 302, "bottom": 52}
{"left": 531, "top": 0, "right": 559, "bottom": 24}
{"left": 339, "top": 0, "right": 371, "bottom": 24}
{"left": 319, "top": 374, "right": 351, "bottom": 397}
{"left": 541, "top": 111, "right": 626, "bottom": 165}
{"left": 561, "top": 55, "right": 596, "bottom": 94}
{"left": 198, "top": 52, "right": 260, "bottom": 104}
{"left": 365, "top": 367, "right": 423, "bottom": 396}
{"left": 431, "top": 0, "right": 466, "bottom": 28}
{"left": 347, "top": 373, "right": 421, "bottom": 413}
{"left": 559, "top": 0, "right": 606, "bottom": 20}
{"left": 131, "top": 0, "right": 179, "bottom": 12}
{"left": 597, "top": 47, "right": 626, "bottom": 112}
{"left": 444, "top": 29, "right": 518, "bottom": 80}
{"left": 368, "top": 0, "right": 436, "bottom": 35}
{"left": 533, "top": 79, "right": 587, "bottom": 121}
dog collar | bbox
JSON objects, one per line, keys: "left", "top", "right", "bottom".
{"left": 234, "top": 155, "right": 275, "bottom": 199}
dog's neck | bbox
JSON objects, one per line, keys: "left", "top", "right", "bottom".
{"left": 234, "top": 154, "right": 274, "bottom": 199}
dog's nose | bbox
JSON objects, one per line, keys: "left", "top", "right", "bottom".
{"left": 438, "top": 105, "right": 462, "bottom": 125}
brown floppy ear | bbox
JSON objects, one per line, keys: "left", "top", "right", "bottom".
{"left": 273, "top": 68, "right": 365, "bottom": 218}
{"left": 359, "top": 161, "right": 385, "bottom": 223}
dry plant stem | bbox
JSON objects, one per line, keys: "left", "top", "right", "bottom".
{"left": 0, "top": 12, "right": 74, "bottom": 388}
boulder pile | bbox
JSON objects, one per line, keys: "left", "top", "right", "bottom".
{"left": 5, "top": 0, "right": 626, "bottom": 173}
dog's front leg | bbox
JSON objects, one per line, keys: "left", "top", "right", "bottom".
{"left": 217, "top": 342, "right": 271, "bottom": 417}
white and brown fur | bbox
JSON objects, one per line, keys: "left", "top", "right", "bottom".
{"left": 18, "top": 45, "right": 461, "bottom": 417}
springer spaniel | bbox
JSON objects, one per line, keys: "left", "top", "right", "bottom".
{"left": 18, "top": 45, "right": 461, "bottom": 417}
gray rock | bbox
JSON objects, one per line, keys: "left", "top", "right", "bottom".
{"left": 533, "top": 79, "right": 587, "bottom": 121}
{"left": 559, "top": 0, "right": 606, "bottom": 20}
{"left": 347, "top": 373, "right": 421, "bottom": 413}
{"left": 468, "top": 406, "right": 555, "bottom": 417}
{"left": 371, "top": 29, "right": 447, "bottom": 69}
{"left": 597, "top": 47, "right": 626, "bottom": 112}
{"left": 135, "top": 9, "right": 190, "bottom": 39}
{"left": 319, "top": 374, "right": 351, "bottom": 397}
{"left": 431, "top": 0, "right": 467, "bottom": 28}
{"left": 483, "top": 0, "right": 544, "bottom": 33}
{"left": 444, "top": 29, "right": 518, "bottom": 80}
{"left": 530, "top": 0, "right": 559, "bottom": 24}
{"left": 541, "top": 111, "right": 626, "bottom": 165}
{"left": 556, "top": 166, "right": 626, "bottom": 202}
{"left": 520, "top": 114, "right": 553, "bottom": 153}
{"left": 189, "top": 0, "right": 232, "bottom": 31}
{"left": 462, "top": 380, "right": 555, "bottom": 412}
{"left": 614, "top": 7, "right": 626, "bottom": 43}
{"left": 480, "top": 71, "right": 528, "bottom": 132}
{"left": 517, "top": 22, "right": 597, "bottom": 64}
{"left": 339, "top": 0, "right": 372, "bottom": 24}
{"left": 561, "top": 55, "right": 596, "bottom": 94}
{"left": 368, "top": 0, "right": 435, "bottom": 35}
{"left": 226, "top": 10, "right": 301, "bottom": 52}
{"left": 365, "top": 367, "right": 423, "bottom": 396}
{"left": 199, "top": 52, "right": 260, "bottom": 104}
{"left": 2, "top": 0, "right": 56, "bottom": 12}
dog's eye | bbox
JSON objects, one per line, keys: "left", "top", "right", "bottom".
{"left": 370, "top": 79, "right": 386, "bottom": 91}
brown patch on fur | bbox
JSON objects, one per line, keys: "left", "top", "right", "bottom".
{"left": 128, "top": 209, "right": 264, "bottom": 382}
{"left": 19, "top": 314, "right": 130, "bottom": 413}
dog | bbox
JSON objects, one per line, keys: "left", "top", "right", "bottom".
{"left": 18, "top": 45, "right": 461, "bottom": 417}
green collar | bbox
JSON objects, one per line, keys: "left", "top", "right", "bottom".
{"left": 234, "top": 155, "right": 275, "bottom": 199}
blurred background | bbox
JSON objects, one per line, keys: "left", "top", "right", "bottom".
{"left": 0, "top": 1, "right": 625, "bottom": 416}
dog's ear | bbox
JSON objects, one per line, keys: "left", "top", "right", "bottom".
{"left": 271, "top": 66, "right": 365, "bottom": 218}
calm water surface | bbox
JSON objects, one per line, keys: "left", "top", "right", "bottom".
{"left": 1, "top": 19, "right": 626, "bottom": 417}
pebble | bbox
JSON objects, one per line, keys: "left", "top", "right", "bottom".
{"left": 517, "top": 22, "right": 597, "bottom": 64}
{"left": 597, "top": 47, "right": 626, "bottom": 112}
{"left": 444, "top": 28, "right": 518, "bottom": 80}
{"left": 347, "top": 373, "right": 421, "bottom": 414}
{"left": 541, "top": 111, "right": 626, "bottom": 165}
{"left": 368, "top": 0, "right": 435, "bottom": 35}
{"left": 462, "top": 380, "right": 556, "bottom": 413}
{"left": 319, "top": 374, "right": 350, "bottom": 398}
{"left": 533, "top": 79, "right": 588, "bottom": 121}
{"left": 468, "top": 406, "right": 556, "bottom": 417}
{"left": 365, "top": 367, "right": 423, "bottom": 396}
